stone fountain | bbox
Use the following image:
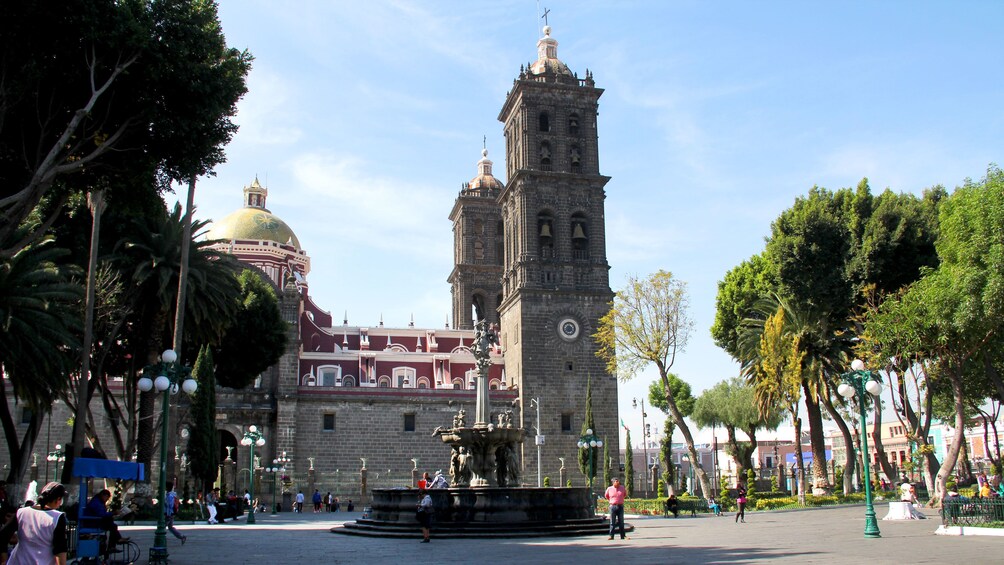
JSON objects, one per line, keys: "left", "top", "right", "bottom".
{"left": 436, "top": 321, "right": 525, "bottom": 488}
{"left": 334, "top": 321, "right": 621, "bottom": 538}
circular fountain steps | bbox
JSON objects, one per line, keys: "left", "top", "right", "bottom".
{"left": 331, "top": 487, "right": 634, "bottom": 539}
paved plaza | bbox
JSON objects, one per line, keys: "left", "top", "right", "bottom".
{"left": 115, "top": 505, "right": 1001, "bottom": 564}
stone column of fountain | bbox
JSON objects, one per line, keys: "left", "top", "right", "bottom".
{"left": 440, "top": 320, "right": 525, "bottom": 488}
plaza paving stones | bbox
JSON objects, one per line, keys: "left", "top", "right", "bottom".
{"left": 114, "top": 505, "right": 1002, "bottom": 564}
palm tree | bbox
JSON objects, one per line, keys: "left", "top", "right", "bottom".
{"left": 115, "top": 203, "right": 240, "bottom": 477}
{"left": 0, "top": 228, "right": 81, "bottom": 484}
{"left": 740, "top": 294, "right": 852, "bottom": 494}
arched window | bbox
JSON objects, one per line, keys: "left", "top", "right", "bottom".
{"left": 495, "top": 221, "right": 504, "bottom": 264}
{"left": 489, "top": 379, "right": 501, "bottom": 390}
{"left": 474, "top": 239, "right": 484, "bottom": 260}
{"left": 452, "top": 377, "right": 464, "bottom": 390}
{"left": 570, "top": 144, "right": 581, "bottom": 173}
{"left": 378, "top": 375, "right": 391, "bottom": 388}
{"left": 539, "top": 111, "right": 550, "bottom": 132}
{"left": 540, "top": 141, "right": 552, "bottom": 168}
{"left": 473, "top": 218, "right": 484, "bottom": 234}
{"left": 342, "top": 375, "right": 357, "bottom": 387}
{"left": 571, "top": 213, "right": 589, "bottom": 260}
{"left": 537, "top": 212, "right": 554, "bottom": 259}
{"left": 417, "top": 377, "right": 431, "bottom": 389}
{"left": 568, "top": 113, "right": 580, "bottom": 136}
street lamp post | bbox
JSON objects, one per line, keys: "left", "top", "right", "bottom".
{"left": 530, "top": 397, "right": 543, "bottom": 487}
{"left": 266, "top": 464, "right": 282, "bottom": 515}
{"left": 240, "top": 426, "right": 265, "bottom": 524}
{"left": 46, "top": 445, "right": 65, "bottom": 482}
{"left": 138, "top": 348, "right": 197, "bottom": 553}
{"left": 632, "top": 398, "right": 651, "bottom": 498}
{"left": 577, "top": 428, "right": 603, "bottom": 506}
{"left": 838, "top": 358, "right": 883, "bottom": 539}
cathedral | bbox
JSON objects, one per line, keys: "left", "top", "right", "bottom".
{"left": 3, "top": 25, "right": 620, "bottom": 497}
{"left": 205, "top": 23, "right": 619, "bottom": 492}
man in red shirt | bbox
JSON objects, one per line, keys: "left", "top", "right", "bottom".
{"left": 604, "top": 477, "right": 627, "bottom": 540}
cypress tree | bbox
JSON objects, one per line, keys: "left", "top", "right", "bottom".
{"left": 187, "top": 345, "right": 219, "bottom": 492}
{"left": 625, "top": 430, "right": 634, "bottom": 497}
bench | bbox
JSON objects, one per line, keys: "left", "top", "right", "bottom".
{"left": 667, "top": 498, "right": 710, "bottom": 517}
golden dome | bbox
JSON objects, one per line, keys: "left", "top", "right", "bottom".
{"left": 207, "top": 207, "right": 301, "bottom": 249}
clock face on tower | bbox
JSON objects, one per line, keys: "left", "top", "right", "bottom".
{"left": 558, "top": 317, "right": 580, "bottom": 342}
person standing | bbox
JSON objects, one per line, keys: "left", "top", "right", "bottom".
{"left": 312, "top": 490, "right": 322, "bottom": 513}
{"left": 0, "top": 482, "right": 69, "bottom": 565}
{"left": 165, "top": 482, "right": 187, "bottom": 545}
{"left": 416, "top": 489, "right": 433, "bottom": 543}
{"left": 295, "top": 491, "right": 304, "bottom": 513}
{"left": 735, "top": 481, "right": 747, "bottom": 524}
{"left": 604, "top": 477, "right": 627, "bottom": 540}
{"left": 206, "top": 489, "right": 219, "bottom": 524}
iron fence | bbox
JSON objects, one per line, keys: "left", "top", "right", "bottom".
{"left": 941, "top": 497, "right": 1004, "bottom": 527}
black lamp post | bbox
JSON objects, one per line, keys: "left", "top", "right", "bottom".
{"left": 838, "top": 358, "right": 883, "bottom": 539}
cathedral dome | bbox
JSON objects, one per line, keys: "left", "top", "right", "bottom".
{"left": 468, "top": 148, "right": 504, "bottom": 191}
{"left": 206, "top": 178, "right": 301, "bottom": 249}
{"left": 529, "top": 26, "right": 573, "bottom": 78}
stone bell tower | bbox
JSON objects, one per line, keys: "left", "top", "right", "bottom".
{"left": 449, "top": 148, "right": 505, "bottom": 330}
{"left": 496, "top": 25, "right": 619, "bottom": 484}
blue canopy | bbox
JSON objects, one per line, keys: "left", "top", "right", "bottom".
{"left": 71, "top": 457, "right": 145, "bottom": 481}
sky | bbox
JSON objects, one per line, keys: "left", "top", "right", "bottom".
{"left": 183, "top": 0, "right": 1004, "bottom": 449}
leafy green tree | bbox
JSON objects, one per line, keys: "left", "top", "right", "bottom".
{"left": 596, "top": 271, "right": 712, "bottom": 498}
{"left": 659, "top": 418, "right": 676, "bottom": 495}
{"left": 0, "top": 229, "right": 81, "bottom": 484}
{"left": 692, "top": 377, "right": 782, "bottom": 479}
{"left": 624, "top": 430, "right": 634, "bottom": 498}
{"left": 0, "top": 0, "right": 252, "bottom": 257}
{"left": 117, "top": 204, "right": 240, "bottom": 476}
{"left": 213, "top": 270, "right": 287, "bottom": 389}
{"left": 711, "top": 253, "right": 775, "bottom": 360}
{"left": 186, "top": 345, "right": 218, "bottom": 491}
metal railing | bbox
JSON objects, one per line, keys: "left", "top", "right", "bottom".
{"left": 941, "top": 497, "right": 1004, "bottom": 527}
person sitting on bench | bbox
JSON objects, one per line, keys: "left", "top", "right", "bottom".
{"left": 664, "top": 494, "right": 680, "bottom": 518}
{"left": 707, "top": 496, "right": 722, "bottom": 516}
{"left": 82, "top": 489, "right": 128, "bottom": 552}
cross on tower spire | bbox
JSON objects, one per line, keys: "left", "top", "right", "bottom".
{"left": 541, "top": 7, "right": 550, "bottom": 26}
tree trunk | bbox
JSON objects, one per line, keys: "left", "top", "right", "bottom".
{"left": 820, "top": 387, "right": 855, "bottom": 494}
{"left": 794, "top": 414, "right": 806, "bottom": 504}
{"left": 725, "top": 425, "right": 746, "bottom": 480}
{"left": 802, "top": 382, "right": 830, "bottom": 494}
{"left": 660, "top": 372, "right": 713, "bottom": 498}
{"left": 932, "top": 368, "right": 967, "bottom": 507}
{"left": 870, "top": 401, "right": 896, "bottom": 484}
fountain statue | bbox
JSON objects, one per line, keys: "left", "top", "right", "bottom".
{"left": 436, "top": 321, "right": 525, "bottom": 487}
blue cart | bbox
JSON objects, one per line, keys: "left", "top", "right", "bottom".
{"left": 70, "top": 458, "right": 144, "bottom": 564}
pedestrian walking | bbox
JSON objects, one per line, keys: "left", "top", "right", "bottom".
{"left": 735, "top": 481, "right": 747, "bottom": 524}
{"left": 206, "top": 489, "right": 219, "bottom": 524}
{"left": 295, "top": 491, "right": 304, "bottom": 513}
{"left": 312, "top": 490, "right": 322, "bottom": 513}
{"left": 604, "top": 477, "right": 627, "bottom": 540}
{"left": 165, "top": 482, "right": 187, "bottom": 544}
